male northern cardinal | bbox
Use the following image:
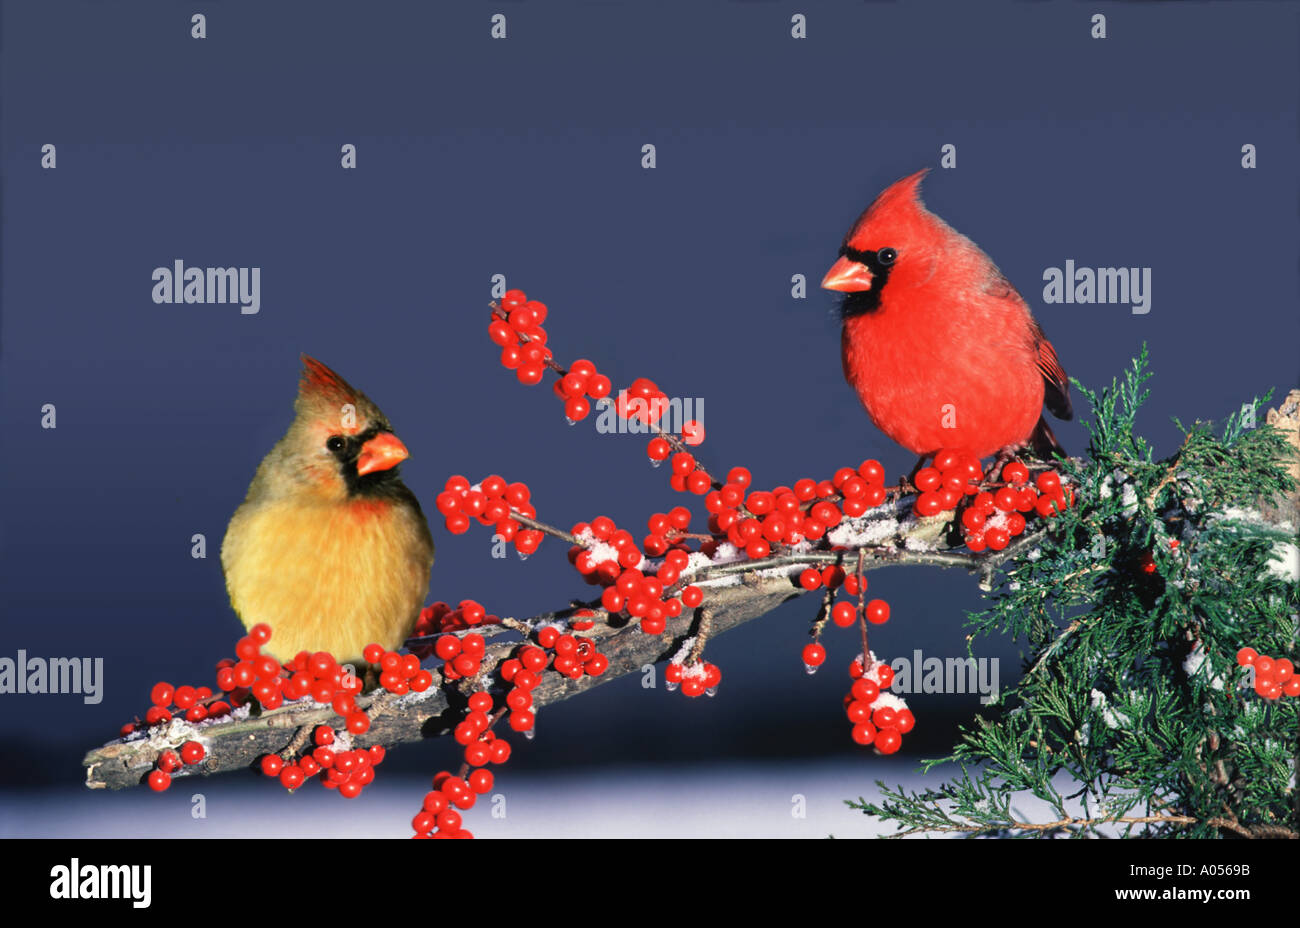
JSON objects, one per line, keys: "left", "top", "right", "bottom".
{"left": 822, "top": 169, "right": 1071, "bottom": 461}
{"left": 221, "top": 357, "right": 435, "bottom": 664}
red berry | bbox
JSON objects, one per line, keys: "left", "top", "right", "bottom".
{"left": 173, "top": 685, "right": 198, "bottom": 710}
{"left": 858, "top": 460, "right": 885, "bottom": 485}
{"left": 831, "top": 602, "right": 857, "bottom": 627}
{"left": 150, "top": 682, "right": 175, "bottom": 707}
{"left": 346, "top": 712, "right": 371, "bottom": 735}
{"left": 865, "top": 599, "right": 890, "bottom": 625}
{"left": 798, "top": 568, "right": 822, "bottom": 591}
{"left": 1002, "top": 462, "right": 1029, "bottom": 485}
{"left": 802, "top": 643, "right": 826, "bottom": 667}
{"left": 260, "top": 755, "right": 284, "bottom": 777}
{"left": 157, "top": 750, "right": 182, "bottom": 774}
{"left": 491, "top": 740, "right": 512, "bottom": 764}
{"left": 873, "top": 706, "right": 898, "bottom": 728}
{"left": 180, "top": 741, "right": 205, "bottom": 765}
{"left": 914, "top": 491, "right": 944, "bottom": 517}
{"left": 851, "top": 679, "right": 880, "bottom": 703}
{"left": 279, "top": 766, "right": 305, "bottom": 790}
{"left": 846, "top": 700, "right": 873, "bottom": 724}
{"left": 850, "top": 723, "right": 876, "bottom": 746}
{"left": 1236, "top": 647, "right": 1258, "bottom": 666}
{"left": 639, "top": 437, "right": 670, "bottom": 464}
{"left": 468, "top": 769, "right": 494, "bottom": 794}
{"left": 147, "top": 770, "right": 171, "bottom": 792}
{"left": 875, "top": 728, "right": 902, "bottom": 754}
{"left": 914, "top": 468, "right": 941, "bottom": 492}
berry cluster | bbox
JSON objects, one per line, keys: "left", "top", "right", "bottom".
{"left": 129, "top": 623, "right": 369, "bottom": 729}
{"left": 435, "top": 474, "right": 545, "bottom": 556}
{"left": 705, "top": 463, "right": 889, "bottom": 559}
{"left": 846, "top": 654, "right": 914, "bottom": 753}
{"left": 488, "top": 289, "right": 554, "bottom": 387}
{"left": 146, "top": 740, "right": 206, "bottom": 791}
{"left": 913, "top": 449, "right": 984, "bottom": 517}
{"left": 959, "top": 462, "right": 1073, "bottom": 552}
{"left": 489, "top": 288, "right": 615, "bottom": 425}
{"left": 568, "top": 516, "right": 700, "bottom": 637}
{"left": 1237, "top": 648, "right": 1300, "bottom": 699}
{"left": 276, "top": 649, "right": 369, "bottom": 731}
{"left": 362, "top": 642, "right": 435, "bottom": 699}
{"left": 132, "top": 625, "right": 399, "bottom": 798}
{"left": 259, "top": 732, "right": 387, "bottom": 797}
{"left": 798, "top": 568, "right": 891, "bottom": 674}
{"left": 413, "top": 768, "right": 499, "bottom": 839}
{"left": 413, "top": 600, "right": 501, "bottom": 640}
{"left": 552, "top": 360, "right": 614, "bottom": 424}
{"left": 410, "top": 620, "right": 614, "bottom": 836}
{"left": 434, "top": 632, "right": 488, "bottom": 683}
{"left": 138, "top": 680, "right": 226, "bottom": 730}
{"left": 665, "top": 659, "right": 723, "bottom": 697}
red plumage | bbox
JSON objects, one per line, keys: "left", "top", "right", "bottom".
{"left": 822, "top": 169, "right": 1071, "bottom": 460}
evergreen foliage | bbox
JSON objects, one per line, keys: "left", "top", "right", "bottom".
{"left": 852, "top": 349, "right": 1299, "bottom": 837}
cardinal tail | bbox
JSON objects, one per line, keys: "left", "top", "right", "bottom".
{"left": 1029, "top": 417, "right": 1067, "bottom": 459}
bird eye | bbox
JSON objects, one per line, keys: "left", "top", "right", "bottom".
{"left": 877, "top": 247, "right": 897, "bottom": 266}
{"left": 325, "top": 436, "right": 345, "bottom": 452}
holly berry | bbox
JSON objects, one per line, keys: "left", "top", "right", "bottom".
{"left": 147, "top": 770, "right": 171, "bottom": 792}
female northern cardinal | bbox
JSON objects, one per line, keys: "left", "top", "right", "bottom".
{"left": 821, "top": 169, "right": 1071, "bottom": 461}
{"left": 221, "top": 357, "right": 435, "bottom": 664}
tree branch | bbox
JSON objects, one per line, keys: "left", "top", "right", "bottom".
{"left": 82, "top": 499, "right": 1017, "bottom": 791}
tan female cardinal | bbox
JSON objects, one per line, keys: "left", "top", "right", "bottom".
{"left": 822, "top": 169, "right": 1072, "bottom": 460}
{"left": 221, "top": 357, "right": 435, "bottom": 664}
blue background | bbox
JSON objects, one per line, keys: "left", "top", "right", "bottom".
{"left": 1, "top": 0, "right": 1297, "bottom": 831}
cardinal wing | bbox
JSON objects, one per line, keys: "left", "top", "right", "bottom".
{"left": 1030, "top": 321, "right": 1073, "bottom": 421}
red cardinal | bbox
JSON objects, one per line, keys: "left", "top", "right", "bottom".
{"left": 221, "top": 357, "right": 435, "bottom": 664}
{"left": 821, "top": 169, "right": 1071, "bottom": 461}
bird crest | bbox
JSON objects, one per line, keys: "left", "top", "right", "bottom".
{"left": 295, "top": 355, "right": 378, "bottom": 432}
{"left": 845, "top": 168, "right": 931, "bottom": 251}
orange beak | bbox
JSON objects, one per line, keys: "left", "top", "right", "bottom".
{"left": 821, "top": 256, "right": 875, "bottom": 292}
{"left": 356, "top": 432, "right": 409, "bottom": 476}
